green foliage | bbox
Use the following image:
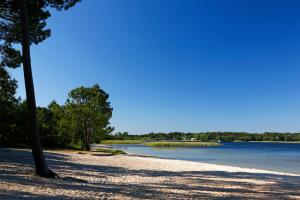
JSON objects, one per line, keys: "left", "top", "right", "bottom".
{"left": 0, "top": 0, "right": 81, "bottom": 69}
{"left": 36, "top": 85, "right": 113, "bottom": 150}
{"left": 0, "top": 67, "right": 20, "bottom": 145}
{"left": 65, "top": 84, "right": 113, "bottom": 150}
{"left": 100, "top": 140, "right": 144, "bottom": 144}
{"left": 112, "top": 132, "right": 130, "bottom": 140}
{"left": 144, "top": 141, "right": 220, "bottom": 147}
{"left": 118, "top": 132, "right": 300, "bottom": 142}
{"left": 0, "top": 67, "right": 18, "bottom": 105}
{"left": 0, "top": 83, "right": 113, "bottom": 150}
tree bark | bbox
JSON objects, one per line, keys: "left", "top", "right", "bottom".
{"left": 83, "top": 122, "right": 90, "bottom": 151}
{"left": 19, "top": 0, "right": 56, "bottom": 178}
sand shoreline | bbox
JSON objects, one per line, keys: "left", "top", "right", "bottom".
{"left": 1, "top": 148, "right": 300, "bottom": 199}
{"left": 124, "top": 151, "right": 299, "bottom": 177}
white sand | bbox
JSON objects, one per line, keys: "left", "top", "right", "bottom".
{"left": 1, "top": 148, "right": 300, "bottom": 199}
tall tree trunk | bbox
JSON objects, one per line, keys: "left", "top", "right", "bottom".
{"left": 19, "top": 0, "right": 56, "bottom": 178}
{"left": 83, "top": 120, "right": 90, "bottom": 151}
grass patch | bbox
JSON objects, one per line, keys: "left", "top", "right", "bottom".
{"left": 144, "top": 141, "right": 220, "bottom": 147}
{"left": 94, "top": 148, "right": 126, "bottom": 155}
{"left": 100, "top": 140, "right": 144, "bottom": 144}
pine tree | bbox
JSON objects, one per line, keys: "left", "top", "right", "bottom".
{"left": 0, "top": 0, "right": 80, "bottom": 178}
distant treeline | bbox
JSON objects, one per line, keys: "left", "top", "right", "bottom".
{"left": 111, "top": 132, "right": 300, "bottom": 142}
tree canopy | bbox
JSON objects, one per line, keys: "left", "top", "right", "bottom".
{"left": 1, "top": 84, "right": 113, "bottom": 149}
{"left": 65, "top": 84, "right": 113, "bottom": 150}
{"left": 0, "top": 0, "right": 80, "bottom": 69}
{"left": 0, "top": 67, "right": 19, "bottom": 143}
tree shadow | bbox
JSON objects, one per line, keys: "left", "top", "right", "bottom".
{"left": 1, "top": 148, "right": 300, "bottom": 199}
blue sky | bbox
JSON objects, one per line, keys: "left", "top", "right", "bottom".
{"left": 10, "top": 0, "right": 300, "bottom": 134}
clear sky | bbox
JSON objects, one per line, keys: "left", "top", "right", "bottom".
{"left": 10, "top": 0, "right": 300, "bottom": 134}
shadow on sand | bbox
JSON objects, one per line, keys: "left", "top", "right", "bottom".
{"left": 0, "top": 148, "right": 300, "bottom": 199}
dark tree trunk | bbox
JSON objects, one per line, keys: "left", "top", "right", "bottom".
{"left": 19, "top": 0, "right": 56, "bottom": 178}
{"left": 83, "top": 130, "right": 91, "bottom": 151}
{"left": 86, "top": 129, "right": 91, "bottom": 151}
{"left": 83, "top": 120, "right": 91, "bottom": 151}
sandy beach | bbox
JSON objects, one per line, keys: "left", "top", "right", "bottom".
{"left": 0, "top": 148, "right": 300, "bottom": 199}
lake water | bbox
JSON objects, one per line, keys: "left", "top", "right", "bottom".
{"left": 111, "top": 142, "right": 300, "bottom": 174}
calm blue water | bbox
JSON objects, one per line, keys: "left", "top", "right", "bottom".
{"left": 111, "top": 142, "right": 300, "bottom": 174}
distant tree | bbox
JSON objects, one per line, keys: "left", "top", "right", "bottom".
{"left": 66, "top": 84, "right": 113, "bottom": 150}
{"left": 195, "top": 133, "right": 209, "bottom": 141}
{"left": 37, "top": 106, "right": 54, "bottom": 146}
{"left": 47, "top": 100, "right": 68, "bottom": 146}
{"left": 0, "top": 0, "right": 80, "bottom": 178}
